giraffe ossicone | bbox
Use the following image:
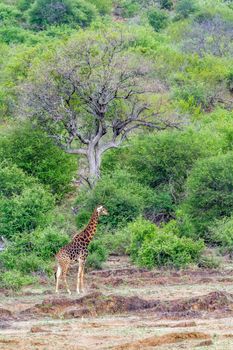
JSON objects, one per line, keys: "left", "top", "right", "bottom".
{"left": 55, "top": 205, "right": 108, "bottom": 294}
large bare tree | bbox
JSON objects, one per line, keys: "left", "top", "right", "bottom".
{"left": 20, "top": 29, "right": 175, "bottom": 187}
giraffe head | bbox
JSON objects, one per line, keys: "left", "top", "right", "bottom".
{"left": 96, "top": 205, "right": 108, "bottom": 216}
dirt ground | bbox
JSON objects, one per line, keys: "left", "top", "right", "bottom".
{"left": 1, "top": 256, "right": 233, "bottom": 350}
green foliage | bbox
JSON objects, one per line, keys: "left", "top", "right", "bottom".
{"left": 0, "top": 227, "right": 69, "bottom": 274}
{"left": 75, "top": 169, "right": 155, "bottom": 229}
{"left": 0, "top": 183, "right": 54, "bottom": 239}
{"left": 88, "top": 0, "right": 112, "bottom": 15}
{"left": 0, "top": 163, "right": 34, "bottom": 197}
{"left": 175, "top": 0, "right": 198, "bottom": 19}
{"left": 197, "top": 255, "right": 220, "bottom": 269}
{"left": 0, "top": 270, "right": 37, "bottom": 290}
{"left": 119, "top": 0, "right": 140, "bottom": 18}
{"left": 0, "top": 3, "right": 22, "bottom": 24}
{"left": 128, "top": 217, "right": 157, "bottom": 262}
{"left": 31, "top": 226, "right": 70, "bottom": 260}
{"left": 86, "top": 239, "right": 108, "bottom": 269}
{"left": 208, "top": 216, "right": 233, "bottom": 256}
{"left": 147, "top": 8, "right": 168, "bottom": 32}
{"left": 159, "top": 0, "right": 173, "bottom": 10}
{"left": 27, "top": 0, "right": 98, "bottom": 29}
{"left": 0, "top": 25, "right": 29, "bottom": 44}
{"left": 0, "top": 124, "right": 76, "bottom": 198}
{"left": 100, "top": 229, "right": 131, "bottom": 255}
{"left": 102, "top": 129, "right": 223, "bottom": 222}
{"left": 128, "top": 217, "right": 205, "bottom": 268}
{"left": 184, "top": 152, "right": 233, "bottom": 239}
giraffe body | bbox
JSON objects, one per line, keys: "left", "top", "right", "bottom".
{"left": 55, "top": 205, "right": 108, "bottom": 294}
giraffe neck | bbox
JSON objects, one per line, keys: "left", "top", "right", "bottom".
{"left": 81, "top": 209, "right": 99, "bottom": 245}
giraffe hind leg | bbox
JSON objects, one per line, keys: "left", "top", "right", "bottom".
{"left": 55, "top": 264, "right": 62, "bottom": 293}
{"left": 61, "top": 259, "right": 71, "bottom": 295}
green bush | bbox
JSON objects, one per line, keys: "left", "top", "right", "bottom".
{"left": 102, "top": 129, "right": 221, "bottom": 210}
{"left": 27, "top": 0, "right": 98, "bottom": 29}
{"left": 175, "top": 0, "right": 198, "bottom": 19}
{"left": 0, "top": 180, "right": 54, "bottom": 239}
{"left": 208, "top": 216, "right": 233, "bottom": 256}
{"left": 0, "top": 162, "right": 34, "bottom": 197}
{"left": 100, "top": 229, "right": 131, "bottom": 255}
{"left": 197, "top": 255, "right": 220, "bottom": 269}
{"left": 86, "top": 239, "right": 108, "bottom": 269}
{"left": 0, "top": 226, "right": 69, "bottom": 274}
{"left": 128, "top": 217, "right": 204, "bottom": 268}
{"left": 31, "top": 226, "right": 70, "bottom": 260}
{"left": 138, "top": 234, "right": 204, "bottom": 269}
{"left": 75, "top": 169, "right": 155, "bottom": 230}
{"left": 0, "top": 25, "right": 29, "bottom": 44}
{"left": 159, "top": 0, "right": 173, "bottom": 10}
{"left": 88, "top": 0, "right": 112, "bottom": 15}
{"left": 0, "top": 270, "right": 37, "bottom": 290}
{"left": 0, "top": 124, "right": 76, "bottom": 198}
{"left": 0, "top": 3, "right": 22, "bottom": 25}
{"left": 184, "top": 152, "right": 233, "bottom": 239}
{"left": 128, "top": 217, "right": 157, "bottom": 262}
{"left": 119, "top": 0, "right": 140, "bottom": 18}
{"left": 147, "top": 9, "right": 168, "bottom": 32}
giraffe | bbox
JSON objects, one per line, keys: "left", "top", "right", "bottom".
{"left": 55, "top": 205, "right": 108, "bottom": 295}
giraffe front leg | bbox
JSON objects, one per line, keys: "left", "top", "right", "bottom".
{"left": 77, "top": 258, "right": 85, "bottom": 294}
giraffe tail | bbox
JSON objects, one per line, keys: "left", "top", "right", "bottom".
{"left": 54, "top": 271, "right": 57, "bottom": 282}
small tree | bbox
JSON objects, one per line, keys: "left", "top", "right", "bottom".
{"left": 27, "top": 0, "right": 97, "bottom": 29}
{"left": 184, "top": 152, "right": 233, "bottom": 239}
{"left": 20, "top": 29, "right": 173, "bottom": 187}
{"left": 159, "top": 0, "right": 173, "bottom": 10}
{"left": 175, "top": 0, "right": 198, "bottom": 19}
{"left": 147, "top": 9, "right": 168, "bottom": 32}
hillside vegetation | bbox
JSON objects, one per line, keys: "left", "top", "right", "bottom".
{"left": 0, "top": 0, "right": 233, "bottom": 289}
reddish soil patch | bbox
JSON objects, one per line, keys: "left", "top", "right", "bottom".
{"left": 112, "top": 332, "right": 210, "bottom": 349}
{"left": 22, "top": 292, "right": 151, "bottom": 318}
{"left": 19, "top": 290, "right": 233, "bottom": 320}
{"left": 0, "top": 308, "right": 13, "bottom": 320}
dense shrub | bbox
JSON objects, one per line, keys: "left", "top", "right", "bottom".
{"left": 86, "top": 239, "right": 108, "bottom": 269}
{"left": 88, "top": 0, "right": 112, "bottom": 15}
{"left": 128, "top": 217, "right": 204, "bottom": 268}
{"left": 159, "top": 0, "right": 173, "bottom": 10}
{"left": 119, "top": 0, "right": 140, "bottom": 18}
{"left": 184, "top": 152, "right": 233, "bottom": 239}
{"left": 0, "top": 163, "right": 34, "bottom": 197}
{"left": 182, "top": 15, "right": 233, "bottom": 57}
{"left": 0, "top": 270, "right": 37, "bottom": 290}
{"left": 208, "top": 216, "right": 233, "bottom": 256}
{"left": 100, "top": 229, "right": 131, "bottom": 255}
{"left": 175, "top": 0, "right": 198, "bottom": 19}
{"left": 0, "top": 3, "right": 22, "bottom": 25}
{"left": 75, "top": 170, "right": 155, "bottom": 230}
{"left": 128, "top": 217, "right": 157, "bottom": 262}
{"left": 0, "top": 25, "right": 29, "bottom": 44}
{"left": 102, "top": 130, "right": 222, "bottom": 210}
{"left": 0, "top": 227, "right": 69, "bottom": 274}
{"left": 0, "top": 124, "right": 76, "bottom": 198}
{"left": 27, "top": 0, "right": 98, "bottom": 29}
{"left": 0, "top": 185, "right": 54, "bottom": 239}
{"left": 147, "top": 9, "right": 168, "bottom": 32}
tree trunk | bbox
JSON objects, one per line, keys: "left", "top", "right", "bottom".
{"left": 87, "top": 144, "right": 101, "bottom": 188}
